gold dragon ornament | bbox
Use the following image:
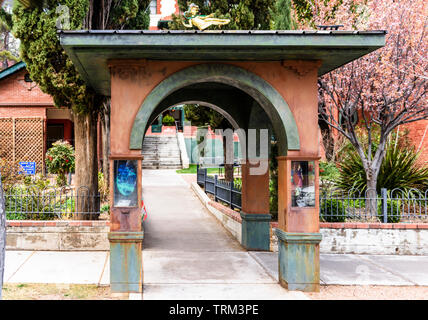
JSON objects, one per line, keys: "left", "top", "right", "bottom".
{"left": 182, "top": 3, "right": 230, "bottom": 30}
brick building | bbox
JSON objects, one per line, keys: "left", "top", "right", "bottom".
{"left": 0, "top": 61, "right": 74, "bottom": 173}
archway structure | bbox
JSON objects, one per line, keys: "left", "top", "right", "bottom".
{"left": 60, "top": 30, "right": 386, "bottom": 294}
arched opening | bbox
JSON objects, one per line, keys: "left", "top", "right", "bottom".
{"left": 136, "top": 66, "right": 300, "bottom": 263}
{"left": 130, "top": 63, "right": 300, "bottom": 156}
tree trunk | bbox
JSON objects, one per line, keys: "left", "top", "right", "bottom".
{"left": 223, "top": 135, "right": 234, "bottom": 182}
{"left": 366, "top": 169, "right": 378, "bottom": 217}
{"left": 0, "top": 172, "right": 6, "bottom": 299}
{"left": 74, "top": 112, "right": 99, "bottom": 220}
{"left": 101, "top": 101, "right": 110, "bottom": 185}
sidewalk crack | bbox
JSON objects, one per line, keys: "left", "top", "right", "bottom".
{"left": 6, "top": 251, "right": 35, "bottom": 282}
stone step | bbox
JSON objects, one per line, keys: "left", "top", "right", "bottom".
{"left": 141, "top": 135, "right": 182, "bottom": 167}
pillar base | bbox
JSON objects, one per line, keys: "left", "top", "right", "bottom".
{"left": 240, "top": 212, "right": 271, "bottom": 251}
{"left": 108, "top": 231, "right": 144, "bottom": 293}
{"left": 275, "top": 229, "right": 322, "bottom": 292}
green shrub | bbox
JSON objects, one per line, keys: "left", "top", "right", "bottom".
{"left": 162, "top": 115, "right": 175, "bottom": 126}
{"left": 320, "top": 199, "right": 346, "bottom": 222}
{"left": 5, "top": 186, "right": 58, "bottom": 220}
{"left": 377, "top": 199, "right": 401, "bottom": 223}
{"left": 336, "top": 130, "right": 428, "bottom": 194}
{"left": 45, "top": 140, "right": 75, "bottom": 187}
{"left": 100, "top": 204, "right": 110, "bottom": 214}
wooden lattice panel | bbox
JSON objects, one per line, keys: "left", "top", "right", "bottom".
{"left": 0, "top": 118, "right": 13, "bottom": 163}
{"left": 14, "top": 118, "right": 44, "bottom": 173}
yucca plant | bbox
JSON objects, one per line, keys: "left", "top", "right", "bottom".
{"left": 336, "top": 136, "right": 428, "bottom": 194}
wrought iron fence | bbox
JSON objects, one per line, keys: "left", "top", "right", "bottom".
{"left": 320, "top": 188, "right": 428, "bottom": 223}
{"left": 3, "top": 185, "right": 101, "bottom": 220}
{"left": 198, "top": 164, "right": 428, "bottom": 223}
{"left": 197, "top": 165, "right": 242, "bottom": 210}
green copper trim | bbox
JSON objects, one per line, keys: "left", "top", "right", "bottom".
{"left": 108, "top": 231, "right": 144, "bottom": 242}
{"left": 130, "top": 63, "right": 300, "bottom": 154}
{"left": 240, "top": 212, "right": 271, "bottom": 251}
{"left": 240, "top": 212, "right": 272, "bottom": 221}
{"left": 275, "top": 229, "right": 322, "bottom": 243}
{"left": 276, "top": 230, "right": 322, "bottom": 292}
{"left": 59, "top": 31, "right": 386, "bottom": 95}
{"left": 109, "top": 231, "right": 144, "bottom": 293}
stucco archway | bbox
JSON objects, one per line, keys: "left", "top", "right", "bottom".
{"left": 130, "top": 63, "right": 300, "bottom": 155}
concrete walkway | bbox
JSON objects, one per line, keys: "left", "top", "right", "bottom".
{"left": 3, "top": 170, "right": 427, "bottom": 298}
{"left": 141, "top": 169, "right": 306, "bottom": 299}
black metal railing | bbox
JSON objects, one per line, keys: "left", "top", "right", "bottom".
{"left": 197, "top": 165, "right": 242, "bottom": 210}
{"left": 320, "top": 188, "right": 428, "bottom": 223}
{"left": 3, "top": 185, "right": 101, "bottom": 220}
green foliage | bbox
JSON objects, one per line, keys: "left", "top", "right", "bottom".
{"left": 108, "top": 0, "right": 150, "bottom": 29}
{"left": 336, "top": 133, "right": 428, "bottom": 194}
{"left": 11, "top": 1, "right": 92, "bottom": 114}
{"left": 100, "top": 203, "right": 110, "bottom": 214}
{"left": 9, "top": 0, "right": 150, "bottom": 115}
{"left": 45, "top": 140, "right": 75, "bottom": 186}
{"left": 162, "top": 114, "right": 175, "bottom": 126}
{"left": 320, "top": 199, "right": 346, "bottom": 222}
{"left": 0, "top": 49, "right": 19, "bottom": 62}
{"left": 0, "top": 6, "right": 13, "bottom": 29}
{"left": 270, "top": 0, "right": 298, "bottom": 30}
{"left": 184, "top": 104, "right": 228, "bottom": 130}
{"left": 319, "top": 161, "right": 340, "bottom": 181}
{"left": 5, "top": 186, "right": 59, "bottom": 220}
{"left": 98, "top": 171, "right": 109, "bottom": 203}
{"left": 170, "top": 0, "right": 274, "bottom": 30}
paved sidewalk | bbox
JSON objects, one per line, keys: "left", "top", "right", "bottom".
{"left": 5, "top": 250, "right": 427, "bottom": 288}
{"left": 251, "top": 252, "right": 428, "bottom": 286}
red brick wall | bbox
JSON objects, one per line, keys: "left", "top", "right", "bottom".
{"left": 403, "top": 120, "right": 428, "bottom": 164}
{"left": 0, "top": 69, "right": 54, "bottom": 106}
{"left": 0, "top": 106, "right": 47, "bottom": 118}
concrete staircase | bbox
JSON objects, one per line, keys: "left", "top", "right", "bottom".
{"left": 142, "top": 136, "right": 182, "bottom": 169}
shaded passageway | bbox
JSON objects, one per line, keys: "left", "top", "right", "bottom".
{"left": 141, "top": 169, "right": 306, "bottom": 299}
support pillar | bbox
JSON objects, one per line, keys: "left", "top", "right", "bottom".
{"left": 240, "top": 159, "right": 270, "bottom": 251}
{"left": 108, "top": 231, "right": 144, "bottom": 293}
{"left": 109, "top": 154, "right": 144, "bottom": 295}
{"left": 277, "top": 156, "right": 321, "bottom": 292}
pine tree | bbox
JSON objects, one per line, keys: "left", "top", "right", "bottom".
{"left": 271, "top": 0, "right": 298, "bottom": 30}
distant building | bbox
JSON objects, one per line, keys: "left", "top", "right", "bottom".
{"left": 149, "top": 0, "right": 179, "bottom": 30}
{"left": 0, "top": 61, "right": 75, "bottom": 174}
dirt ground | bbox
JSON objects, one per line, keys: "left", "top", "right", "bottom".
{"left": 2, "top": 283, "right": 427, "bottom": 300}
{"left": 1, "top": 283, "right": 122, "bottom": 300}
{"left": 306, "top": 285, "right": 428, "bottom": 300}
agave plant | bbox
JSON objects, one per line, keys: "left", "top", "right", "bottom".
{"left": 336, "top": 134, "right": 428, "bottom": 194}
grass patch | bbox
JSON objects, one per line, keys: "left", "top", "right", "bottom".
{"left": 1, "top": 283, "right": 120, "bottom": 300}
{"left": 176, "top": 164, "right": 220, "bottom": 174}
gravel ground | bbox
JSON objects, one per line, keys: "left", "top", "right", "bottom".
{"left": 306, "top": 285, "right": 428, "bottom": 300}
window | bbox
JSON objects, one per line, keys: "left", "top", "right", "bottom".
{"left": 24, "top": 73, "right": 33, "bottom": 82}
{"left": 150, "top": 0, "right": 157, "bottom": 14}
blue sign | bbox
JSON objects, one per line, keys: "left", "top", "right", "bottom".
{"left": 19, "top": 162, "right": 36, "bottom": 175}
